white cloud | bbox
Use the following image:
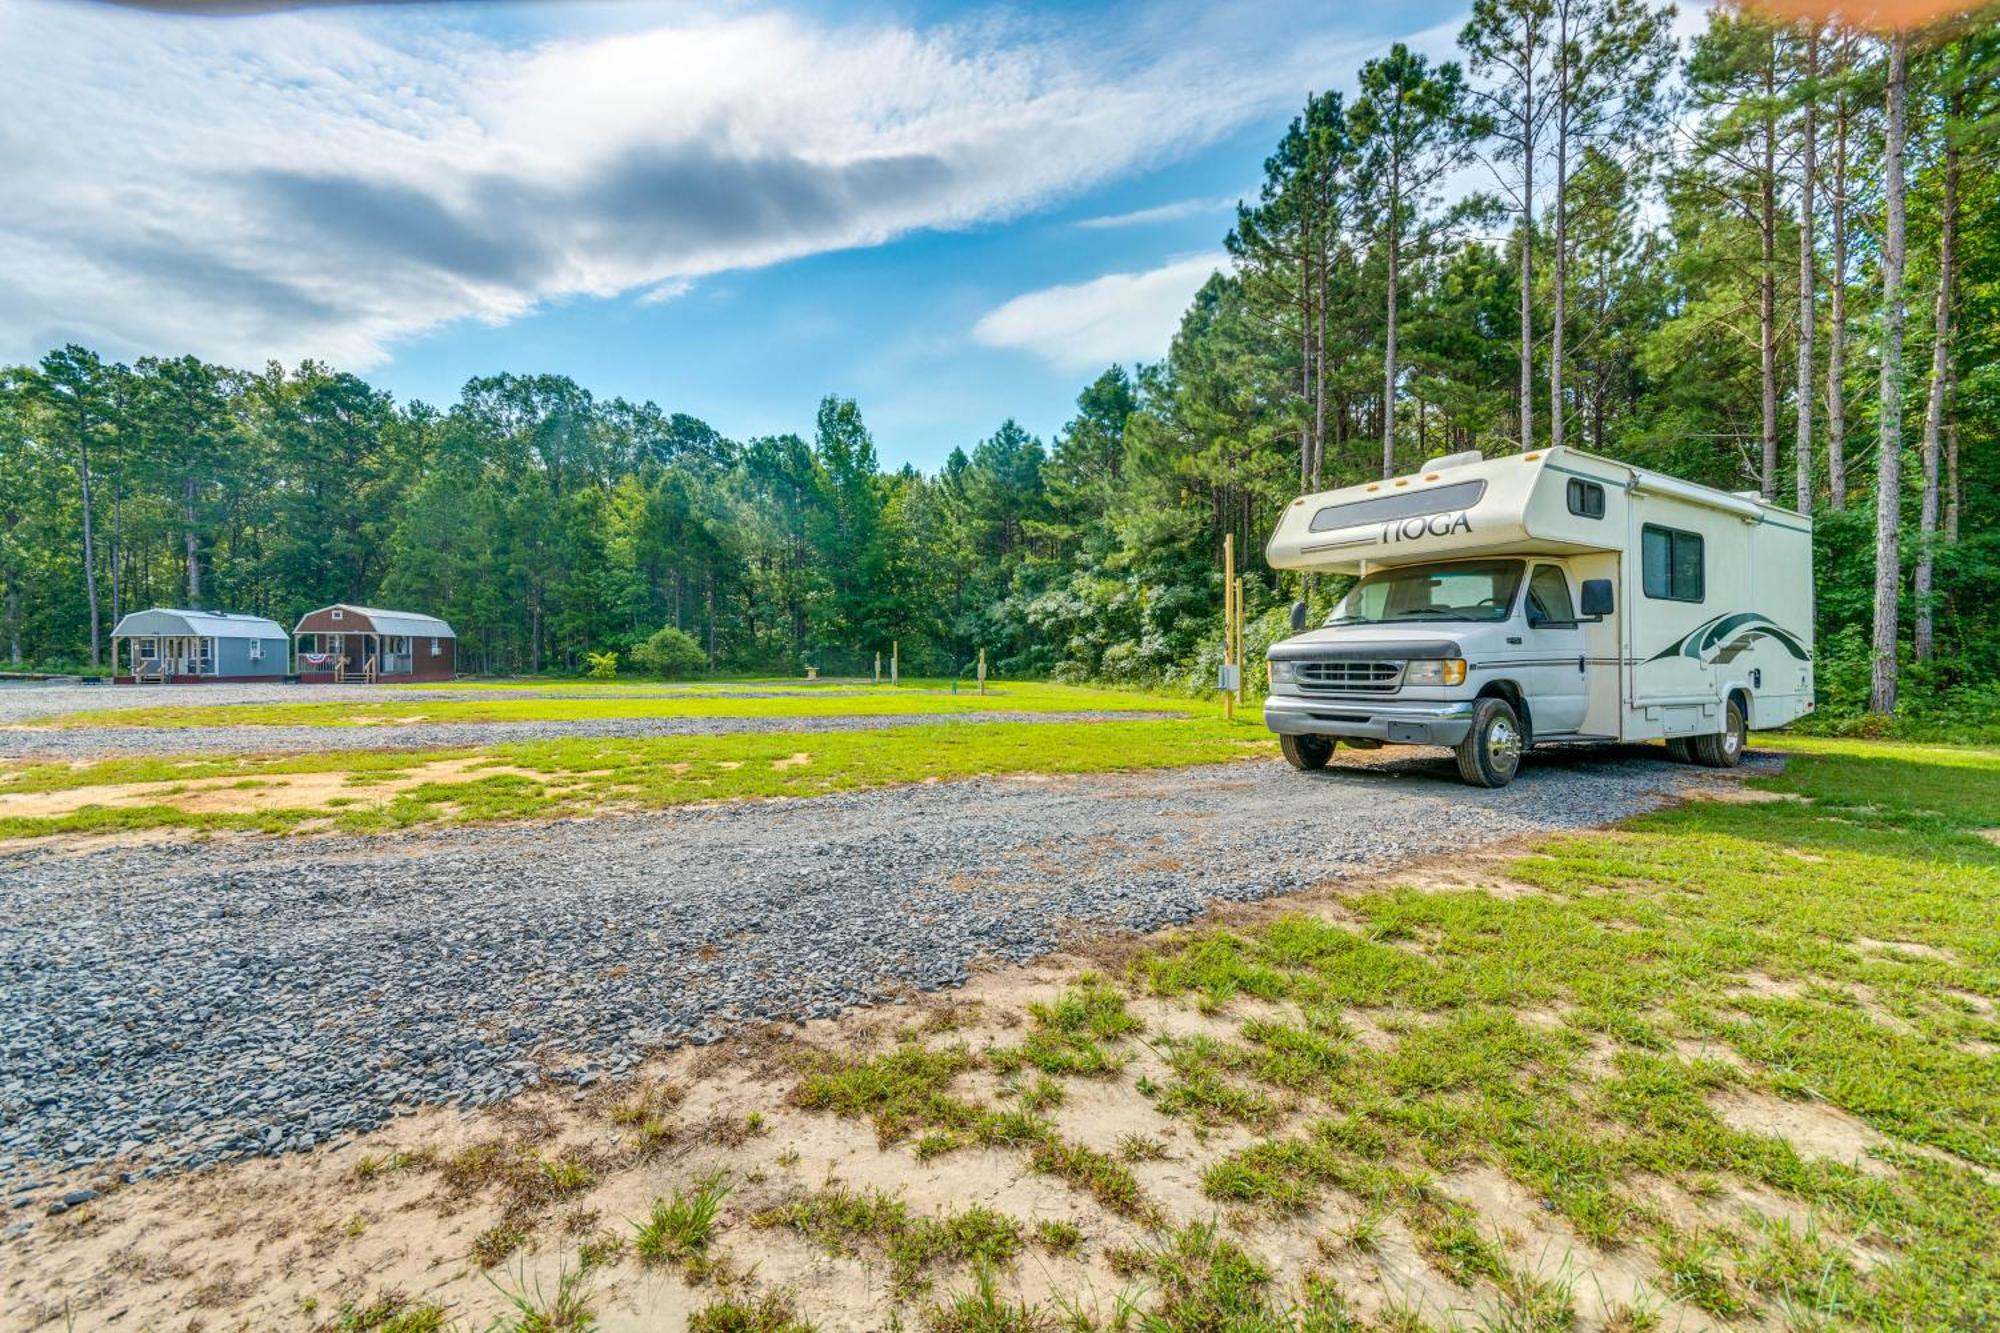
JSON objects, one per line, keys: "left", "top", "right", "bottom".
{"left": 1074, "top": 194, "right": 1239, "bottom": 230}
{"left": 971, "top": 251, "right": 1226, "bottom": 372}
{"left": 0, "top": 0, "right": 1355, "bottom": 368}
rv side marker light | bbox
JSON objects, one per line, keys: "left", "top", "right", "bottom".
{"left": 1523, "top": 452, "right": 1542, "bottom": 461}
{"left": 1424, "top": 473, "right": 1440, "bottom": 481}
{"left": 1394, "top": 478, "right": 1409, "bottom": 487}
{"left": 1366, "top": 484, "right": 1380, "bottom": 492}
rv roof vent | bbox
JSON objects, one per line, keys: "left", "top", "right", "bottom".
{"left": 1731, "top": 490, "right": 1765, "bottom": 502}
{"left": 1423, "top": 449, "right": 1484, "bottom": 472}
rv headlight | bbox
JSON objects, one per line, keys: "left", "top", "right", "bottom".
{"left": 1268, "top": 660, "right": 1296, "bottom": 684}
{"left": 1404, "top": 659, "right": 1467, "bottom": 687}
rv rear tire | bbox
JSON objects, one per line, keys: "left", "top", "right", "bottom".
{"left": 1665, "top": 736, "right": 1694, "bottom": 763}
{"left": 1690, "top": 699, "right": 1747, "bottom": 768}
{"left": 1455, "top": 697, "right": 1524, "bottom": 788}
{"left": 1280, "top": 734, "right": 1336, "bottom": 771}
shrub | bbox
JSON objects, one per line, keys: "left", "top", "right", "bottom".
{"left": 630, "top": 626, "right": 707, "bottom": 678}
{"left": 585, "top": 651, "right": 619, "bottom": 680}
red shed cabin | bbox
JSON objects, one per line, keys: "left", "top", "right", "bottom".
{"left": 293, "top": 605, "right": 457, "bottom": 683}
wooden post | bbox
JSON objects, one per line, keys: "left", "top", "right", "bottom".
{"left": 1223, "top": 533, "right": 1236, "bottom": 720}
{"left": 1233, "top": 574, "right": 1245, "bottom": 709}
{"left": 874, "top": 651, "right": 881, "bottom": 683}
{"left": 891, "top": 639, "right": 899, "bottom": 684}
{"left": 977, "top": 648, "right": 987, "bottom": 695}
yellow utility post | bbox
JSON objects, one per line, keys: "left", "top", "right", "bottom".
{"left": 1222, "top": 533, "right": 1236, "bottom": 720}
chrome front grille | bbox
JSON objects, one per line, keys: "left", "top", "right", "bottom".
{"left": 1295, "top": 660, "right": 1403, "bottom": 693}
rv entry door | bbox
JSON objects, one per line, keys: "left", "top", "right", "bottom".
{"left": 1523, "top": 564, "right": 1589, "bottom": 735}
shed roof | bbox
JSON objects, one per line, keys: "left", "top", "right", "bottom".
{"left": 296, "top": 604, "right": 456, "bottom": 639}
{"left": 111, "top": 608, "right": 288, "bottom": 640}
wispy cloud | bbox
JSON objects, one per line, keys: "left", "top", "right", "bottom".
{"left": 0, "top": 0, "right": 1359, "bottom": 368}
{"left": 1073, "top": 194, "right": 1239, "bottom": 230}
{"left": 971, "top": 251, "right": 1226, "bottom": 372}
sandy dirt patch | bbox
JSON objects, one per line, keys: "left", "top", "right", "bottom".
{"left": 0, "top": 757, "right": 544, "bottom": 820}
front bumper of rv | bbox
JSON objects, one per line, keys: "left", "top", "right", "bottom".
{"left": 1263, "top": 694, "right": 1476, "bottom": 747}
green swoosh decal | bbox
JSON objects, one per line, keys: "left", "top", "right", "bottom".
{"left": 1648, "top": 612, "right": 1811, "bottom": 663}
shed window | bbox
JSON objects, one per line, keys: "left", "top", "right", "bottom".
{"left": 248, "top": 639, "right": 264, "bottom": 661}
{"left": 1566, "top": 478, "right": 1605, "bottom": 519}
{"left": 330, "top": 608, "right": 344, "bottom": 621}
{"left": 1642, "top": 525, "right": 1705, "bottom": 602}
{"left": 430, "top": 637, "right": 442, "bottom": 656}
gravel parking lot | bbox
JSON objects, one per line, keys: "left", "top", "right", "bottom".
{"left": 0, "top": 745, "right": 1765, "bottom": 1206}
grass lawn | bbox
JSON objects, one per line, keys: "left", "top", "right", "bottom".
{"left": 36, "top": 679, "right": 1201, "bottom": 729}
{"left": 735, "top": 737, "right": 2000, "bottom": 1328}
{"left": 0, "top": 713, "right": 1270, "bottom": 841}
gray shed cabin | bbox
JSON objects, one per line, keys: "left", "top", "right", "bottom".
{"left": 111, "top": 608, "right": 289, "bottom": 684}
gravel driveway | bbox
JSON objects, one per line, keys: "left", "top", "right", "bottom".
{"left": 0, "top": 746, "right": 1767, "bottom": 1204}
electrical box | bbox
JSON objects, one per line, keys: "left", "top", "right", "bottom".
{"left": 1217, "top": 663, "right": 1241, "bottom": 692}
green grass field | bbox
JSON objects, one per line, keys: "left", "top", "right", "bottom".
{"left": 0, "top": 713, "right": 1270, "bottom": 840}
{"left": 38, "top": 679, "right": 1200, "bottom": 728}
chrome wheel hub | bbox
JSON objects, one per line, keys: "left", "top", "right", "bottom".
{"left": 1487, "top": 718, "right": 1521, "bottom": 771}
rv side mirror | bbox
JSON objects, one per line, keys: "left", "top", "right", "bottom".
{"left": 1580, "top": 578, "right": 1615, "bottom": 618}
{"left": 1290, "top": 600, "right": 1308, "bottom": 632}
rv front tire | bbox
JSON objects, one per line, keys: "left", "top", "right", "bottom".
{"left": 1689, "top": 698, "right": 1748, "bottom": 768}
{"left": 1455, "top": 697, "right": 1524, "bottom": 788}
{"left": 1280, "top": 734, "right": 1336, "bottom": 771}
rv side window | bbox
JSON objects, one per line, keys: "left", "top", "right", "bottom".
{"left": 1642, "top": 525, "right": 1705, "bottom": 602}
{"left": 1566, "top": 478, "right": 1605, "bottom": 519}
{"left": 1526, "top": 566, "right": 1577, "bottom": 625}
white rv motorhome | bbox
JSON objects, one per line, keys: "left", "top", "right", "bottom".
{"left": 1261, "top": 446, "right": 1814, "bottom": 787}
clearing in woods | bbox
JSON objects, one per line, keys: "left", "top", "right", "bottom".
{"left": 5, "top": 737, "right": 1997, "bottom": 1330}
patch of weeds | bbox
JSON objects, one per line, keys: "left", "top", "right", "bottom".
{"left": 790, "top": 1042, "right": 979, "bottom": 1144}
{"left": 1115, "top": 1133, "right": 1167, "bottom": 1162}
{"left": 753, "top": 1183, "right": 1022, "bottom": 1299}
{"left": 485, "top": 1258, "right": 597, "bottom": 1332}
{"left": 923, "top": 1264, "right": 1052, "bottom": 1333}
{"left": 336, "top": 1293, "right": 452, "bottom": 1332}
{"left": 1016, "top": 1075, "right": 1065, "bottom": 1114}
{"left": 1119, "top": 1221, "right": 1278, "bottom": 1328}
{"left": 1153, "top": 1036, "right": 1282, "bottom": 1129}
{"left": 1486, "top": 1263, "right": 1577, "bottom": 1333}
{"left": 688, "top": 1289, "right": 819, "bottom": 1333}
{"left": 1026, "top": 1135, "right": 1152, "bottom": 1221}
{"left": 577, "top": 1231, "right": 626, "bottom": 1272}
{"left": 1736, "top": 1216, "right": 1865, "bottom": 1328}
{"left": 1409, "top": 1194, "right": 1504, "bottom": 1287}
{"left": 988, "top": 976, "right": 1141, "bottom": 1078}
{"left": 1032, "top": 1219, "right": 1083, "bottom": 1256}
{"left": 473, "top": 1221, "right": 532, "bottom": 1269}
{"left": 914, "top": 1130, "right": 962, "bottom": 1162}
{"left": 1651, "top": 1224, "right": 1744, "bottom": 1320}
{"left": 633, "top": 1171, "right": 730, "bottom": 1269}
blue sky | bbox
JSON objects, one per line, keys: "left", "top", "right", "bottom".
{"left": 2, "top": 0, "right": 1475, "bottom": 470}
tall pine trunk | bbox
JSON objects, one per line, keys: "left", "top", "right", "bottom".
{"left": 1869, "top": 32, "right": 1909, "bottom": 715}
{"left": 1826, "top": 77, "right": 1850, "bottom": 508}
{"left": 183, "top": 476, "right": 202, "bottom": 607}
{"left": 75, "top": 407, "right": 100, "bottom": 668}
{"left": 1793, "top": 32, "right": 1817, "bottom": 514}
{"left": 1758, "top": 57, "right": 1778, "bottom": 499}
{"left": 1383, "top": 156, "right": 1401, "bottom": 478}
{"left": 1914, "top": 86, "right": 1959, "bottom": 663}
{"left": 1549, "top": 4, "right": 1569, "bottom": 453}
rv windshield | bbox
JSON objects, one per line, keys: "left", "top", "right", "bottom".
{"left": 1328, "top": 560, "right": 1525, "bottom": 626}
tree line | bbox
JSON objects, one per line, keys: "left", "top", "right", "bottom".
{"left": 1, "top": 0, "right": 1994, "bottom": 720}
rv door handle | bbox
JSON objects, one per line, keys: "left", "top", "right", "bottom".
{"left": 1577, "top": 655, "right": 1586, "bottom": 673}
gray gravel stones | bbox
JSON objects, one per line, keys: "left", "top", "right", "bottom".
{"left": 0, "top": 745, "right": 1770, "bottom": 1200}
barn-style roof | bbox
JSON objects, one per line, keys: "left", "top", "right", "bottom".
{"left": 294, "top": 604, "right": 456, "bottom": 639}
{"left": 111, "top": 608, "right": 287, "bottom": 640}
